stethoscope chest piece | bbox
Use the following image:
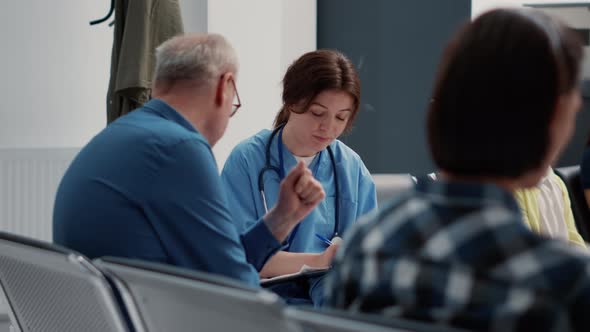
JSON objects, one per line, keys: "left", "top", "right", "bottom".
{"left": 257, "top": 125, "right": 340, "bottom": 246}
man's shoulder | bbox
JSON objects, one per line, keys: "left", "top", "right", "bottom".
{"left": 343, "top": 190, "right": 419, "bottom": 246}
{"left": 375, "top": 190, "right": 426, "bottom": 221}
{"left": 490, "top": 238, "right": 590, "bottom": 312}
{"left": 112, "top": 108, "right": 209, "bottom": 149}
{"left": 532, "top": 239, "right": 590, "bottom": 273}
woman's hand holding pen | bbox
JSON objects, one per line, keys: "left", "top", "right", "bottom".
{"left": 264, "top": 161, "right": 325, "bottom": 242}
{"left": 315, "top": 238, "right": 342, "bottom": 267}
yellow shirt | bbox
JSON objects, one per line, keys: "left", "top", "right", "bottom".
{"left": 514, "top": 170, "right": 586, "bottom": 249}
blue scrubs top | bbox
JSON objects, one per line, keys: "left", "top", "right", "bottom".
{"left": 221, "top": 129, "right": 377, "bottom": 256}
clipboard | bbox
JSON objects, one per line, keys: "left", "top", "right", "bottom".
{"left": 260, "top": 267, "right": 331, "bottom": 287}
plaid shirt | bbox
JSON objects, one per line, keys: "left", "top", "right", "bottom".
{"left": 326, "top": 178, "right": 590, "bottom": 332}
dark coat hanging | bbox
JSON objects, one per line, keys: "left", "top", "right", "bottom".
{"left": 106, "top": 0, "right": 184, "bottom": 124}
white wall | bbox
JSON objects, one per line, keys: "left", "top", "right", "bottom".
{"left": 180, "top": 0, "right": 207, "bottom": 33}
{"left": 207, "top": 0, "right": 316, "bottom": 168}
{"left": 0, "top": 0, "right": 316, "bottom": 170}
{"left": 472, "top": 0, "right": 590, "bottom": 79}
{"left": 0, "top": 1, "right": 112, "bottom": 148}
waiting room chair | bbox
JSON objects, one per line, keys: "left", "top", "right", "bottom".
{"left": 285, "top": 306, "right": 472, "bottom": 332}
{"left": 0, "top": 232, "right": 132, "bottom": 332}
{"left": 94, "top": 257, "right": 302, "bottom": 332}
{"left": 554, "top": 165, "right": 590, "bottom": 241}
{"left": 372, "top": 174, "right": 414, "bottom": 206}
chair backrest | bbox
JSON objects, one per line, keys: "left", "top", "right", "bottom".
{"left": 372, "top": 174, "right": 414, "bottom": 206}
{"left": 285, "top": 307, "right": 471, "bottom": 332}
{"left": 94, "top": 257, "right": 303, "bottom": 332}
{"left": 0, "top": 232, "right": 131, "bottom": 332}
{"left": 554, "top": 166, "right": 590, "bottom": 241}
{"left": 285, "top": 307, "right": 403, "bottom": 332}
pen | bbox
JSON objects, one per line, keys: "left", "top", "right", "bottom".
{"left": 315, "top": 233, "right": 333, "bottom": 246}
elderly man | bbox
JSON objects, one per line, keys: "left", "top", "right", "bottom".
{"left": 53, "top": 33, "right": 325, "bottom": 287}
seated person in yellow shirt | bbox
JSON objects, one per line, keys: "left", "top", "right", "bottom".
{"left": 514, "top": 168, "right": 586, "bottom": 249}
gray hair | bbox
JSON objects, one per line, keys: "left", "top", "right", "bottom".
{"left": 154, "top": 33, "right": 238, "bottom": 88}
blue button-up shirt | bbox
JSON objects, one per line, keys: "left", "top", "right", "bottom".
{"left": 53, "top": 99, "right": 280, "bottom": 287}
{"left": 326, "top": 177, "right": 590, "bottom": 331}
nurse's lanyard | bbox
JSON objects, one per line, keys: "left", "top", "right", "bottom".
{"left": 257, "top": 125, "right": 340, "bottom": 246}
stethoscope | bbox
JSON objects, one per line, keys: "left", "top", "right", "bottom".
{"left": 257, "top": 124, "right": 340, "bottom": 246}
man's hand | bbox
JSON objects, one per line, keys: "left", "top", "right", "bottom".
{"left": 264, "top": 161, "right": 325, "bottom": 242}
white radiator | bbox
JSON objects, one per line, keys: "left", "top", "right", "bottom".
{"left": 0, "top": 147, "right": 79, "bottom": 315}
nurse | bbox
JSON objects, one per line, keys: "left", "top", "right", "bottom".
{"left": 221, "top": 50, "right": 377, "bottom": 305}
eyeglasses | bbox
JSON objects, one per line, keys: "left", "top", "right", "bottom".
{"left": 230, "top": 79, "right": 241, "bottom": 117}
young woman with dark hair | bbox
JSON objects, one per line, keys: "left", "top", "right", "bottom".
{"left": 221, "top": 50, "right": 376, "bottom": 306}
